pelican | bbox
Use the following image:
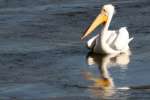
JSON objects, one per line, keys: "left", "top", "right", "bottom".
{"left": 81, "top": 4, "right": 133, "bottom": 54}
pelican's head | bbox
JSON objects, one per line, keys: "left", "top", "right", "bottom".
{"left": 81, "top": 4, "right": 115, "bottom": 40}
{"left": 103, "top": 4, "right": 115, "bottom": 16}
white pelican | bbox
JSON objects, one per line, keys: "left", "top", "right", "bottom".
{"left": 81, "top": 4, "right": 133, "bottom": 54}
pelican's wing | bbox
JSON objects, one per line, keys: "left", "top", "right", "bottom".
{"left": 113, "top": 27, "right": 131, "bottom": 50}
{"left": 87, "top": 34, "right": 99, "bottom": 49}
{"left": 106, "top": 30, "right": 117, "bottom": 45}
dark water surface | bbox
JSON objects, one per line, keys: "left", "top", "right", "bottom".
{"left": 0, "top": 0, "right": 150, "bottom": 100}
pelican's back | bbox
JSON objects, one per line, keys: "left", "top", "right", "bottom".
{"left": 114, "top": 27, "right": 133, "bottom": 51}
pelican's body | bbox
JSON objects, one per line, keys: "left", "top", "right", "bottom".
{"left": 87, "top": 27, "right": 133, "bottom": 54}
{"left": 81, "top": 4, "right": 133, "bottom": 54}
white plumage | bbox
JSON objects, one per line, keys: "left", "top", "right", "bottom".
{"left": 81, "top": 4, "right": 133, "bottom": 54}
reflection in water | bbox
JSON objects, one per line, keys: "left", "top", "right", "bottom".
{"left": 83, "top": 52, "right": 131, "bottom": 97}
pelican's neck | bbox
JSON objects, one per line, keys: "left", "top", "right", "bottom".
{"left": 99, "top": 12, "right": 120, "bottom": 54}
{"left": 102, "top": 13, "right": 113, "bottom": 34}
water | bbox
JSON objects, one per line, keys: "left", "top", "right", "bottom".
{"left": 0, "top": 0, "right": 150, "bottom": 99}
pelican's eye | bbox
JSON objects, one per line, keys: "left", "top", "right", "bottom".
{"left": 103, "top": 9, "right": 106, "bottom": 12}
{"left": 103, "top": 9, "right": 108, "bottom": 15}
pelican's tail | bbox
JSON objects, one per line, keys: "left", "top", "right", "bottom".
{"left": 129, "top": 37, "right": 134, "bottom": 42}
{"left": 128, "top": 37, "right": 134, "bottom": 43}
{"left": 119, "top": 27, "right": 133, "bottom": 43}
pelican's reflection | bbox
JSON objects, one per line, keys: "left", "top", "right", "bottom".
{"left": 83, "top": 52, "right": 130, "bottom": 97}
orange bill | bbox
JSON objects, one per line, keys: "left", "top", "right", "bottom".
{"left": 81, "top": 12, "right": 108, "bottom": 40}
